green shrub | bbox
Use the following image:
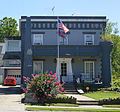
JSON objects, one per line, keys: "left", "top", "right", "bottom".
{"left": 22, "top": 72, "right": 65, "bottom": 104}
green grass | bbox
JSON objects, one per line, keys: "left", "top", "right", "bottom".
{"left": 26, "top": 107, "right": 120, "bottom": 112}
{"left": 25, "top": 103, "right": 79, "bottom": 107}
{"left": 103, "top": 105, "right": 120, "bottom": 108}
{"left": 83, "top": 91, "right": 120, "bottom": 101}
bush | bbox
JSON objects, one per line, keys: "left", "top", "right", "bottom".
{"left": 22, "top": 72, "right": 65, "bottom": 104}
{"left": 99, "top": 97, "right": 120, "bottom": 105}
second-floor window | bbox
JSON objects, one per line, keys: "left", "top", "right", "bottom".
{"left": 33, "top": 34, "right": 43, "bottom": 45}
{"left": 60, "top": 38, "right": 68, "bottom": 45}
{"left": 84, "top": 34, "right": 94, "bottom": 45}
{"left": 7, "top": 41, "right": 21, "bottom": 51}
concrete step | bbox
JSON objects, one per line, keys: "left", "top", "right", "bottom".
{"left": 77, "top": 100, "right": 99, "bottom": 105}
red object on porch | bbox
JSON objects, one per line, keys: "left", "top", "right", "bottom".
{"left": 4, "top": 76, "right": 16, "bottom": 86}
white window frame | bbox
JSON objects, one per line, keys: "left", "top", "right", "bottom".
{"left": 33, "top": 61, "right": 43, "bottom": 74}
{"left": 33, "top": 34, "right": 43, "bottom": 45}
{"left": 6, "top": 40, "right": 21, "bottom": 51}
{"left": 84, "top": 34, "right": 94, "bottom": 45}
{"left": 84, "top": 61, "right": 94, "bottom": 78}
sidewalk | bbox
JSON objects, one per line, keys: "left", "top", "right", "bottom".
{"left": 66, "top": 94, "right": 95, "bottom": 101}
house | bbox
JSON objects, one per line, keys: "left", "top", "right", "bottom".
{"left": 19, "top": 16, "right": 112, "bottom": 87}
{"left": 2, "top": 36, "right": 21, "bottom": 84}
{"left": 0, "top": 43, "right": 5, "bottom": 84}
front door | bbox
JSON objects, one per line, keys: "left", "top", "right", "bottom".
{"left": 56, "top": 58, "right": 73, "bottom": 82}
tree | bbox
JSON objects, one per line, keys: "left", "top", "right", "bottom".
{"left": 102, "top": 22, "right": 120, "bottom": 75}
{"left": 0, "top": 17, "right": 19, "bottom": 42}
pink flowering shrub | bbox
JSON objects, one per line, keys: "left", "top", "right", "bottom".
{"left": 23, "top": 72, "right": 65, "bottom": 103}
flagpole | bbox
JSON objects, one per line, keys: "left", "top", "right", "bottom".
{"left": 57, "top": 16, "right": 60, "bottom": 81}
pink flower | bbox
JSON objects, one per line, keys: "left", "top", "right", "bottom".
{"left": 35, "top": 74, "right": 39, "bottom": 78}
{"left": 43, "top": 82, "right": 46, "bottom": 84}
{"left": 55, "top": 77, "right": 58, "bottom": 80}
{"left": 50, "top": 72, "right": 52, "bottom": 74}
{"left": 48, "top": 94, "right": 52, "bottom": 97}
{"left": 30, "top": 83, "right": 33, "bottom": 86}
{"left": 35, "top": 90, "right": 36, "bottom": 93}
{"left": 37, "top": 89, "right": 39, "bottom": 91}
{"left": 62, "top": 82, "right": 66, "bottom": 85}
{"left": 22, "top": 87, "right": 27, "bottom": 92}
{"left": 23, "top": 76, "right": 26, "bottom": 79}
{"left": 61, "top": 88, "right": 64, "bottom": 91}
{"left": 47, "top": 80, "right": 51, "bottom": 84}
{"left": 31, "top": 74, "right": 34, "bottom": 77}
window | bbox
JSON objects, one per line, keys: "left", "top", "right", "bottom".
{"left": 33, "top": 61, "right": 43, "bottom": 74}
{"left": 84, "top": 61, "right": 94, "bottom": 78}
{"left": 61, "top": 62, "right": 67, "bottom": 76}
{"left": 84, "top": 34, "right": 94, "bottom": 45}
{"left": 33, "top": 34, "right": 43, "bottom": 45}
{"left": 0, "top": 46, "right": 2, "bottom": 54}
{"left": 60, "top": 37, "right": 68, "bottom": 45}
{"left": 7, "top": 41, "right": 21, "bottom": 51}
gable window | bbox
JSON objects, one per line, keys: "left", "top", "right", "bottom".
{"left": 33, "top": 34, "right": 43, "bottom": 45}
{"left": 7, "top": 41, "right": 21, "bottom": 51}
{"left": 84, "top": 34, "right": 94, "bottom": 45}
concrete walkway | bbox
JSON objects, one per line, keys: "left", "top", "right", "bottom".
{"left": 66, "top": 94, "right": 95, "bottom": 101}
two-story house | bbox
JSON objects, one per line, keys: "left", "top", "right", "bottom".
{"left": 2, "top": 36, "right": 21, "bottom": 84}
{"left": 20, "top": 16, "right": 113, "bottom": 87}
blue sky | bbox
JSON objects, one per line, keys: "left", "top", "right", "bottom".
{"left": 0, "top": 0, "right": 120, "bottom": 35}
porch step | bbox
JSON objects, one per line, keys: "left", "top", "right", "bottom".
{"left": 64, "top": 83, "right": 77, "bottom": 94}
{"left": 77, "top": 100, "right": 99, "bottom": 105}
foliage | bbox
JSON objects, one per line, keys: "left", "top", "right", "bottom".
{"left": 99, "top": 97, "right": 120, "bottom": 105}
{"left": 101, "top": 22, "right": 120, "bottom": 76}
{"left": 22, "top": 72, "right": 65, "bottom": 104}
{"left": 83, "top": 91, "right": 120, "bottom": 101}
{"left": 112, "top": 75, "right": 120, "bottom": 88}
{"left": 103, "top": 105, "right": 120, "bottom": 108}
{"left": 0, "top": 17, "right": 19, "bottom": 42}
{"left": 25, "top": 103, "right": 79, "bottom": 107}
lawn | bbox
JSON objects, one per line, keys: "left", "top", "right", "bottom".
{"left": 103, "top": 105, "right": 120, "bottom": 108}
{"left": 83, "top": 91, "right": 120, "bottom": 101}
{"left": 26, "top": 107, "right": 120, "bottom": 112}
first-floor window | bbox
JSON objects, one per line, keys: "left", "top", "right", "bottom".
{"left": 84, "top": 34, "right": 94, "bottom": 45}
{"left": 61, "top": 62, "right": 67, "bottom": 76}
{"left": 84, "top": 61, "right": 94, "bottom": 77}
{"left": 33, "top": 61, "right": 43, "bottom": 74}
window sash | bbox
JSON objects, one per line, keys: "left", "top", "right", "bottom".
{"left": 33, "top": 61, "right": 43, "bottom": 74}
{"left": 84, "top": 34, "right": 94, "bottom": 45}
{"left": 84, "top": 61, "right": 94, "bottom": 76}
{"left": 7, "top": 41, "right": 20, "bottom": 51}
{"left": 33, "top": 34, "right": 43, "bottom": 45}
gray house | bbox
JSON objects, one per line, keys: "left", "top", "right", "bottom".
{"left": 20, "top": 16, "right": 113, "bottom": 87}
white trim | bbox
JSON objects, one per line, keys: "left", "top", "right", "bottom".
{"left": 84, "top": 34, "right": 94, "bottom": 45}
{"left": 20, "top": 19, "right": 107, "bottom": 22}
{"left": 84, "top": 61, "right": 94, "bottom": 78}
{"left": 56, "top": 58, "right": 73, "bottom": 82}
{"left": 1, "top": 67, "right": 21, "bottom": 69}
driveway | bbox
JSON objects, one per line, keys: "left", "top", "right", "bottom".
{"left": 0, "top": 85, "right": 25, "bottom": 112}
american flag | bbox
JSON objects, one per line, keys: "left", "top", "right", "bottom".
{"left": 58, "top": 18, "right": 69, "bottom": 34}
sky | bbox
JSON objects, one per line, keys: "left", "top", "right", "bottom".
{"left": 0, "top": 0, "right": 120, "bottom": 35}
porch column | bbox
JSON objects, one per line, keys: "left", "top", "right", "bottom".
{"left": 100, "top": 41, "right": 113, "bottom": 87}
{"left": 21, "top": 17, "right": 33, "bottom": 86}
